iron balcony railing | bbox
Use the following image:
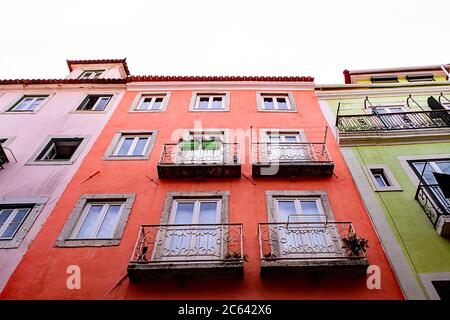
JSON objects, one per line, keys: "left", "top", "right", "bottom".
{"left": 415, "top": 183, "right": 450, "bottom": 227}
{"left": 252, "top": 142, "right": 332, "bottom": 164}
{"left": 336, "top": 109, "right": 450, "bottom": 133}
{"left": 258, "top": 221, "right": 366, "bottom": 261}
{"left": 159, "top": 142, "right": 240, "bottom": 165}
{"left": 130, "top": 223, "right": 243, "bottom": 264}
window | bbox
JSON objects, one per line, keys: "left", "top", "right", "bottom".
{"left": 130, "top": 93, "right": 171, "bottom": 112}
{"left": 8, "top": 95, "right": 48, "bottom": 112}
{"left": 55, "top": 193, "right": 135, "bottom": 247}
{"left": 78, "top": 70, "right": 105, "bottom": 79}
{"left": 364, "top": 165, "right": 402, "bottom": 192}
{"left": 77, "top": 94, "right": 112, "bottom": 111}
{"left": 189, "top": 92, "right": 230, "bottom": 111}
{"left": 27, "top": 135, "right": 89, "bottom": 165}
{"left": 0, "top": 138, "right": 7, "bottom": 145}
{"left": 370, "top": 76, "right": 398, "bottom": 83}
{"left": 71, "top": 202, "right": 125, "bottom": 239}
{"left": 0, "top": 198, "right": 47, "bottom": 249}
{"left": 0, "top": 206, "right": 31, "bottom": 240}
{"left": 137, "top": 95, "right": 163, "bottom": 111}
{"left": 103, "top": 130, "right": 157, "bottom": 160}
{"left": 36, "top": 138, "right": 83, "bottom": 161}
{"left": 406, "top": 74, "right": 435, "bottom": 82}
{"left": 371, "top": 105, "right": 406, "bottom": 114}
{"left": 257, "top": 92, "right": 297, "bottom": 112}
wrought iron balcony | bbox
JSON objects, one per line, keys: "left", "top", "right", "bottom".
{"left": 415, "top": 183, "right": 450, "bottom": 237}
{"left": 337, "top": 109, "right": 450, "bottom": 133}
{"left": 128, "top": 223, "right": 244, "bottom": 281}
{"left": 252, "top": 142, "right": 334, "bottom": 177}
{"left": 258, "top": 221, "right": 369, "bottom": 277}
{"left": 157, "top": 142, "right": 241, "bottom": 179}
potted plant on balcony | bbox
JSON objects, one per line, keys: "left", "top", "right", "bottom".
{"left": 201, "top": 137, "right": 222, "bottom": 150}
{"left": 178, "top": 138, "right": 200, "bottom": 150}
{"left": 342, "top": 233, "right": 369, "bottom": 257}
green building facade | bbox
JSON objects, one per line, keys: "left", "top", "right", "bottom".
{"left": 317, "top": 65, "right": 450, "bottom": 300}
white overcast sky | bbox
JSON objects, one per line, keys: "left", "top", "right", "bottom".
{"left": 1, "top": 0, "right": 449, "bottom": 83}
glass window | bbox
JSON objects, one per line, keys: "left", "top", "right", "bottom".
{"left": 0, "top": 207, "right": 31, "bottom": 240}
{"left": 36, "top": 138, "right": 83, "bottom": 161}
{"left": 77, "top": 95, "right": 112, "bottom": 111}
{"left": 261, "top": 94, "right": 292, "bottom": 110}
{"left": 78, "top": 70, "right": 105, "bottom": 79}
{"left": 136, "top": 95, "right": 165, "bottom": 111}
{"left": 9, "top": 96, "right": 47, "bottom": 112}
{"left": 114, "top": 136, "right": 150, "bottom": 157}
{"left": 195, "top": 95, "right": 225, "bottom": 110}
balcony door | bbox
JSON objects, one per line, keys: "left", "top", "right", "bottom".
{"left": 371, "top": 105, "right": 413, "bottom": 128}
{"left": 155, "top": 199, "right": 222, "bottom": 261}
{"left": 178, "top": 130, "right": 225, "bottom": 164}
{"left": 265, "top": 130, "right": 311, "bottom": 162}
{"left": 273, "top": 198, "right": 342, "bottom": 259}
{"left": 411, "top": 159, "right": 450, "bottom": 214}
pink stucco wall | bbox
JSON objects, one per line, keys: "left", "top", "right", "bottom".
{"left": 0, "top": 85, "right": 124, "bottom": 291}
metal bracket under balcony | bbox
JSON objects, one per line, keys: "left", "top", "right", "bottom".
{"left": 157, "top": 142, "right": 241, "bottom": 179}
{"left": 252, "top": 142, "right": 334, "bottom": 177}
{"left": 258, "top": 221, "right": 369, "bottom": 278}
{"left": 128, "top": 223, "right": 244, "bottom": 282}
{"left": 336, "top": 110, "right": 450, "bottom": 146}
{"left": 415, "top": 183, "right": 450, "bottom": 237}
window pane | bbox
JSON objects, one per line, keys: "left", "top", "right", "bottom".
{"left": 174, "top": 202, "right": 195, "bottom": 224}
{"left": 263, "top": 97, "right": 274, "bottom": 109}
{"left": 117, "top": 138, "right": 134, "bottom": 156}
{"left": 373, "top": 107, "right": 387, "bottom": 114}
{"left": 211, "top": 97, "right": 223, "bottom": 109}
{"left": 277, "top": 97, "right": 288, "bottom": 109}
{"left": 1, "top": 208, "right": 29, "bottom": 238}
{"left": 436, "top": 161, "right": 450, "bottom": 174}
{"left": 140, "top": 98, "right": 152, "bottom": 110}
{"left": 14, "top": 98, "right": 32, "bottom": 111}
{"left": 28, "top": 97, "right": 45, "bottom": 111}
{"left": 152, "top": 98, "right": 163, "bottom": 110}
{"left": 413, "top": 162, "right": 437, "bottom": 184}
{"left": 277, "top": 201, "right": 296, "bottom": 222}
{"left": 300, "top": 200, "right": 321, "bottom": 222}
{"left": 75, "top": 205, "right": 103, "bottom": 239}
{"left": 0, "top": 209, "right": 14, "bottom": 229}
{"left": 284, "top": 135, "right": 298, "bottom": 143}
{"left": 390, "top": 107, "right": 404, "bottom": 113}
{"left": 97, "top": 205, "right": 122, "bottom": 238}
{"left": 374, "top": 174, "right": 387, "bottom": 187}
{"left": 198, "top": 202, "right": 217, "bottom": 224}
{"left": 94, "top": 97, "right": 110, "bottom": 111}
{"left": 198, "top": 97, "right": 209, "bottom": 109}
{"left": 132, "top": 138, "right": 148, "bottom": 156}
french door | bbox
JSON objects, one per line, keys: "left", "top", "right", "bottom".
{"left": 178, "top": 131, "right": 224, "bottom": 164}
{"left": 155, "top": 199, "right": 222, "bottom": 261}
{"left": 273, "top": 198, "right": 342, "bottom": 259}
{"left": 266, "top": 132, "right": 310, "bottom": 162}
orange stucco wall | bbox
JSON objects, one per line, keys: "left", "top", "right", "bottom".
{"left": 0, "top": 87, "right": 403, "bottom": 299}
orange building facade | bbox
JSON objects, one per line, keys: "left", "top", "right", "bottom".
{"left": 0, "top": 60, "right": 403, "bottom": 299}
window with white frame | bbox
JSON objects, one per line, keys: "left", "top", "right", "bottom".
{"left": 261, "top": 94, "right": 292, "bottom": 110}
{"left": 0, "top": 206, "right": 32, "bottom": 240}
{"left": 78, "top": 70, "right": 105, "bottom": 79}
{"left": 364, "top": 164, "right": 402, "bottom": 192}
{"left": 113, "top": 135, "right": 152, "bottom": 157}
{"left": 135, "top": 94, "right": 166, "bottom": 111}
{"left": 370, "top": 169, "right": 391, "bottom": 188}
{"left": 36, "top": 138, "right": 84, "bottom": 161}
{"left": 77, "top": 94, "right": 112, "bottom": 111}
{"left": 8, "top": 95, "right": 48, "bottom": 112}
{"left": 70, "top": 201, "right": 125, "bottom": 239}
{"left": 371, "top": 105, "right": 406, "bottom": 114}
{"left": 194, "top": 94, "right": 225, "bottom": 110}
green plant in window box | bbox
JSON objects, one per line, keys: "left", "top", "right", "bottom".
{"left": 178, "top": 140, "right": 200, "bottom": 150}
{"left": 202, "top": 139, "right": 222, "bottom": 150}
{"left": 342, "top": 233, "right": 369, "bottom": 257}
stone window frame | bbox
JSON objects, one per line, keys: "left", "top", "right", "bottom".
{"left": 128, "top": 92, "right": 172, "bottom": 113}
{"left": 363, "top": 164, "right": 403, "bottom": 192}
{"left": 159, "top": 191, "right": 230, "bottom": 225}
{"left": 55, "top": 193, "right": 136, "bottom": 247}
{"left": 103, "top": 130, "right": 158, "bottom": 161}
{"left": 1, "top": 93, "right": 55, "bottom": 114}
{"left": 0, "top": 197, "right": 48, "bottom": 249}
{"left": 188, "top": 91, "right": 230, "bottom": 112}
{"left": 70, "top": 91, "right": 120, "bottom": 114}
{"left": 0, "top": 135, "right": 17, "bottom": 148}
{"left": 419, "top": 272, "right": 450, "bottom": 300}
{"left": 397, "top": 153, "right": 450, "bottom": 186}
{"left": 256, "top": 92, "right": 298, "bottom": 113}
{"left": 26, "top": 135, "right": 91, "bottom": 166}
{"left": 265, "top": 190, "right": 336, "bottom": 222}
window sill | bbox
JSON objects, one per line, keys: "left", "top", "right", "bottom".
{"left": 54, "top": 238, "right": 121, "bottom": 247}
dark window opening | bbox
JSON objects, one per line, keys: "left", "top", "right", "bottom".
{"left": 370, "top": 169, "right": 391, "bottom": 187}
{"left": 406, "top": 74, "right": 435, "bottom": 82}
{"left": 432, "top": 281, "right": 450, "bottom": 300}
{"left": 371, "top": 76, "right": 399, "bottom": 83}
{"left": 77, "top": 95, "right": 112, "bottom": 111}
{"left": 37, "top": 138, "right": 83, "bottom": 161}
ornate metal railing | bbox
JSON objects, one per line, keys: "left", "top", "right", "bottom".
{"left": 159, "top": 143, "right": 240, "bottom": 165}
{"left": 415, "top": 183, "right": 450, "bottom": 227}
{"left": 337, "top": 110, "right": 450, "bottom": 132}
{"left": 252, "top": 142, "right": 332, "bottom": 164}
{"left": 130, "top": 223, "right": 243, "bottom": 263}
{"left": 258, "top": 221, "right": 366, "bottom": 260}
